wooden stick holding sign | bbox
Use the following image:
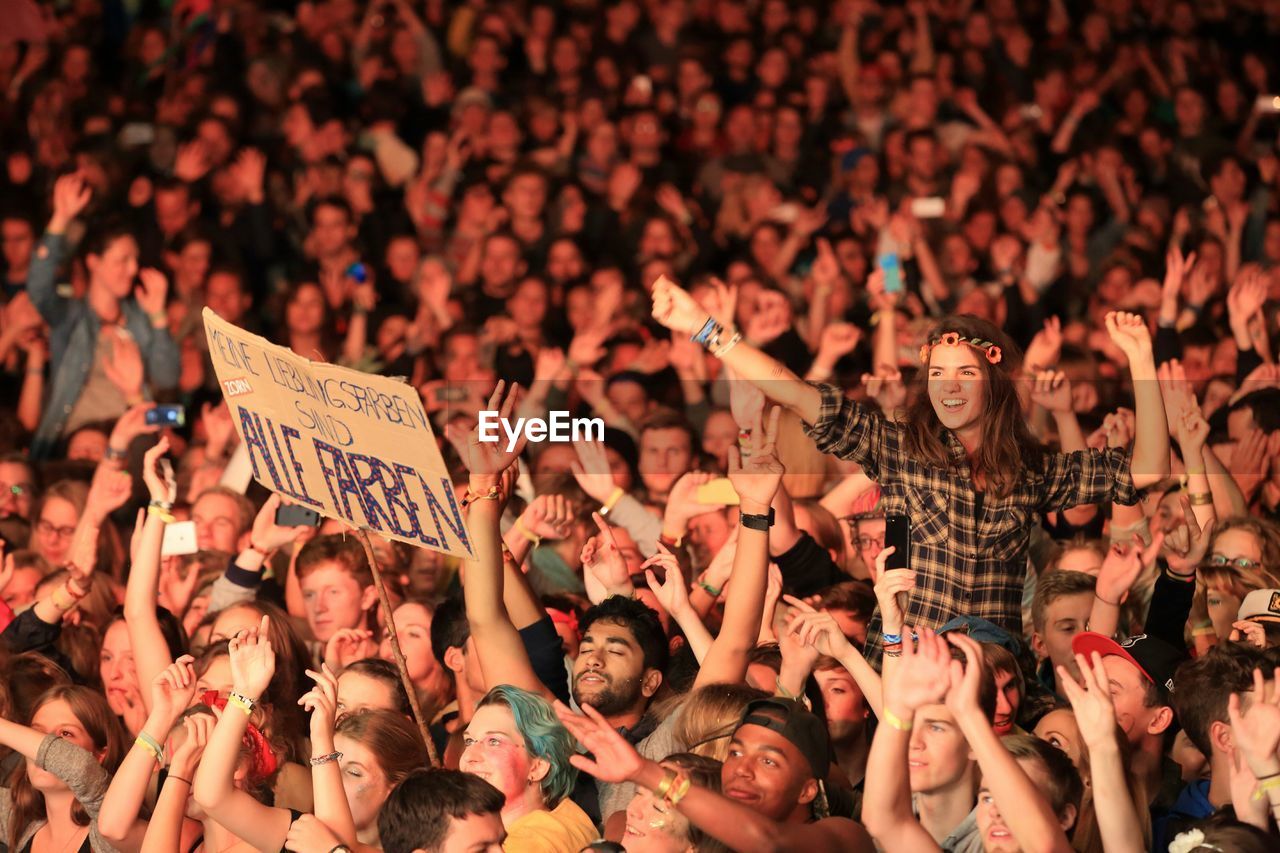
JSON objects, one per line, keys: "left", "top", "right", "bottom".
{"left": 357, "top": 528, "right": 440, "bottom": 768}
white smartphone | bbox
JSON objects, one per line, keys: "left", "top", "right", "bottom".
{"left": 162, "top": 520, "right": 198, "bottom": 557}
{"left": 910, "top": 197, "right": 947, "bottom": 218}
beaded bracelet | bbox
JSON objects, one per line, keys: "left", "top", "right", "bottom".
{"left": 310, "top": 751, "right": 343, "bottom": 767}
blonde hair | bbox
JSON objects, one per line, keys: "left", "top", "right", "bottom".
{"left": 671, "top": 683, "right": 770, "bottom": 761}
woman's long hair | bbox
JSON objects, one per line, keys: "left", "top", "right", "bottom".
{"left": 901, "top": 315, "right": 1044, "bottom": 498}
{"left": 7, "top": 686, "right": 126, "bottom": 851}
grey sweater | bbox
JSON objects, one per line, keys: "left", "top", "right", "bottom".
{"left": 0, "top": 735, "right": 120, "bottom": 852}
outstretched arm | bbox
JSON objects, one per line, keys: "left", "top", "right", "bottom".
{"left": 695, "top": 409, "right": 784, "bottom": 689}
{"left": 126, "top": 438, "right": 180, "bottom": 709}
{"left": 1107, "top": 312, "right": 1170, "bottom": 488}
{"left": 651, "top": 276, "right": 821, "bottom": 424}
{"left": 446, "top": 382, "right": 554, "bottom": 701}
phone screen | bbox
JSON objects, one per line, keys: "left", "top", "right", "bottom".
{"left": 878, "top": 253, "right": 903, "bottom": 294}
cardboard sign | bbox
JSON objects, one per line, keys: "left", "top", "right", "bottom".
{"left": 202, "top": 308, "right": 472, "bottom": 558}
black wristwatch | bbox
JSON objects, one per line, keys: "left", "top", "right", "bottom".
{"left": 740, "top": 508, "right": 775, "bottom": 531}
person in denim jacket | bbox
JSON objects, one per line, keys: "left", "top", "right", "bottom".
{"left": 27, "top": 173, "right": 179, "bottom": 459}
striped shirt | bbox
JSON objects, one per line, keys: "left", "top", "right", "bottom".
{"left": 803, "top": 383, "right": 1138, "bottom": 649}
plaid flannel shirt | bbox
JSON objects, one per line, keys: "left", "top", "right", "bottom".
{"left": 803, "top": 383, "right": 1139, "bottom": 658}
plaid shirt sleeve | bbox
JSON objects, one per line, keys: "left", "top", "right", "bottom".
{"left": 801, "top": 382, "right": 891, "bottom": 482}
{"left": 1036, "top": 447, "right": 1139, "bottom": 510}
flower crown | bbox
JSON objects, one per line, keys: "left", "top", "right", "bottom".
{"left": 919, "top": 331, "right": 1003, "bottom": 366}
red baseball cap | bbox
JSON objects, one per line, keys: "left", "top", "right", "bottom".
{"left": 1071, "top": 632, "right": 1184, "bottom": 697}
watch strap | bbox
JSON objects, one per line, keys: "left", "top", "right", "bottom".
{"left": 740, "top": 508, "right": 775, "bottom": 530}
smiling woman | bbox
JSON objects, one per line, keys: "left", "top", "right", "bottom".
{"left": 651, "top": 277, "right": 1169, "bottom": 653}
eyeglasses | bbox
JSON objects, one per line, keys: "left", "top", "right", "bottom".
{"left": 37, "top": 520, "right": 77, "bottom": 540}
{"left": 856, "top": 536, "right": 885, "bottom": 551}
{"left": 1207, "top": 554, "right": 1264, "bottom": 572}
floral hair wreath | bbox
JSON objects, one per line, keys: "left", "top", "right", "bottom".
{"left": 919, "top": 331, "right": 1003, "bottom": 366}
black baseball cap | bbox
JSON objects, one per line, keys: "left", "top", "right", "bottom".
{"left": 1071, "top": 632, "right": 1185, "bottom": 698}
{"left": 738, "top": 697, "right": 830, "bottom": 780}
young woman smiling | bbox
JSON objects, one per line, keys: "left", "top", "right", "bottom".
{"left": 650, "top": 275, "right": 1169, "bottom": 653}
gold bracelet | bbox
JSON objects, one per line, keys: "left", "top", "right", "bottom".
{"left": 882, "top": 707, "right": 913, "bottom": 732}
{"left": 1187, "top": 491, "right": 1213, "bottom": 506}
{"left": 653, "top": 768, "right": 677, "bottom": 800}
{"left": 665, "top": 771, "right": 692, "bottom": 806}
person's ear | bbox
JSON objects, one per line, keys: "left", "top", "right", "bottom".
{"left": 641, "top": 668, "right": 663, "bottom": 699}
{"left": 360, "top": 584, "right": 379, "bottom": 612}
{"left": 527, "top": 756, "right": 550, "bottom": 786}
{"left": 443, "top": 645, "right": 466, "bottom": 676}
{"left": 1029, "top": 631, "right": 1046, "bottom": 660}
{"left": 1208, "top": 719, "right": 1234, "bottom": 756}
{"left": 797, "top": 778, "right": 818, "bottom": 805}
{"left": 1059, "top": 803, "right": 1078, "bottom": 833}
{"left": 1147, "top": 705, "right": 1175, "bottom": 736}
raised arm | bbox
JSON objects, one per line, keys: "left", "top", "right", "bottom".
{"left": 191, "top": 614, "right": 294, "bottom": 851}
{"left": 126, "top": 438, "right": 180, "bottom": 707}
{"left": 445, "top": 381, "right": 554, "bottom": 700}
{"left": 1060, "top": 653, "right": 1147, "bottom": 853}
{"left": 651, "top": 276, "right": 822, "bottom": 424}
{"left": 99, "top": 657, "right": 200, "bottom": 851}
{"left": 301, "top": 663, "right": 359, "bottom": 846}
{"left": 30, "top": 172, "right": 92, "bottom": 322}
{"left": 783, "top": 596, "right": 883, "bottom": 717}
{"left": 1106, "top": 311, "right": 1169, "bottom": 488}
{"left": 557, "top": 702, "right": 872, "bottom": 853}
{"left": 695, "top": 408, "right": 784, "bottom": 689}
{"left": 860, "top": 629, "right": 950, "bottom": 853}
{"left": 948, "top": 634, "right": 1072, "bottom": 853}
{"left": 140, "top": 713, "right": 212, "bottom": 853}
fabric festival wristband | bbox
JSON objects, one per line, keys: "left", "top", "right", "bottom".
{"left": 882, "top": 707, "right": 913, "bottom": 732}
{"left": 697, "top": 580, "right": 721, "bottom": 598}
{"left": 513, "top": 517, "right": 541, "bottom": 546}
{"left": 653, "top": 768, "right": 677, "bottom": 800}
{"left": 135, "top": 732, "right": 163, "bottom": 763}
{"left": 228, "top": 693, "right": 256, "bottom": 715}
{"left": 1253, "top": 774, "right": 1280, "bottom": 799}
{"left": 147, "top": 505, "right": 176, "bottom": 523}
{"left": 881, "top": 633, "right": 902, "bottom": 645}
{"left": 600, "top": 486, "right": 625, "bottom": 515}
{"left": 665, "top": 771, "right": 692, "bottom": 806}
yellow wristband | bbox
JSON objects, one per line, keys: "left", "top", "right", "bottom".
{"left": 882, "top": 707, "right": 913, "bottom": 732}
{"left": 1253, "top": 774, "right": 1280, "bottom": 799}
{"left": 600, "top": 486, "right": 625, "bottom": 515}
{"left": 513, "top": 517, "right": 541, "bottom": 546}
{"left": 666, "top": 772, "right": 692, "bottom": 806}
{"left": 227, "top": 694, "right": 255, "bottom": 716}
{"left": 147, "top": 504, "right": 176, "bottom": 523}
{"left": 135, "top": 732, "right": 163, "bottom": 763}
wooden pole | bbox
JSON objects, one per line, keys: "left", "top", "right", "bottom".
{"left": 357, "top": 528, "right": 441, "bottom": 768}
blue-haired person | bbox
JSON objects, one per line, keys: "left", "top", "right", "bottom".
{"left": 461, "top": 685, "right": 596, "bottom": 852}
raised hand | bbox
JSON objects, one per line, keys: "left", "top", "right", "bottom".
{"left": 1096, "top": 533, "right": 1164, "bottom": 607}
{"left": 727, "top": 369, "right": 765, "bottom": 431}
{"left": 142, "top": 436, "right": 177, "bottom": 506}
{"left": 570, "top": 440, "right": 616, "bottom": 503}
{"left": 231, "top": 148, "right": 267, "bottom": 203}
{"left": 862, "top": 369, "right": 907, "bottom": 413}
{"left": 49, "top": 171, "right": 93, "bottom": 232}
{"left": 782, "top": 595, "right": 854, "bottom": 660}
{"left": 299, "top": 663, "right": 340, "bottom": 744}
{"left": 580, "top": 513, "right": 633, "bottom": 599}
{"left": 323, "top": 628, "right": 377, "bottom": 672}
{"left": 229, "top": 614, "right": 276, "bottom": 699}
{"left": 566, "top": 327, "right": 607, "bottom": 369}
{"left": 1161, "top": 245, "right": 1197, "bottom": 313}
{"left": 520, "top": 493, "right": 574, "bottom": 541}
{"left": 651, "top": 275, "right": 708, "bottom": 335}
{"left": 136, "top": 268, "right": 169, "bottom": 317}
{"left": 108, "top": 403, "right": 160, "bottom": 457}
{"left": 1230, "top": 620, "right": 1267, "bottom": 649}
{"left": 871, "top": 546, "right": 913, "bottom": 635}
{"left": 283, "top": 815, "right": 343, "bottom": 853}
{"left": 250, "top": 494, "right": 311, "bottom": 554}
{"left": 1059, "top": 652, "right": 1120, "bottom": 750}
{"left": 643, "top": 544, "right": 691, "bottom": 619}
{"left": 170, "top": 712, "right": 215, "bottom": 777}
{"left": 86, "top": 464, "right": 134, "bottom": 521}
{"left": 884, "top": 627, "right": 950, "bottom": 714}
{"left": 663, "top": 470, "right": 716, "bottom": 533}
{"left": 1226, "top": 667, "right": 1280, "bottom": 779}
{"left": 151, "top": 655, "right": 199, "bottom": 723}
{"left": 1162, "top": 497, "right": 1213, "bottom": 576}
{"left": 727, "top": 407, "right": 784, "bottom": 513}
{"left": 944, "top": 633, "right": 986, "bottom": 723}
{"left": 1104, "top": 311, "right": 1153, "bottom": 365}
{"left": 1228, "top": 264, "right": 1268, "bottom": 324}
{"left": 818, "top": 323, "right": 861, "bottom": 362}
{"left": 811, "top": 237, "right": 841, "bottom": 289}
{"left": 1030, "top": 370, "right": 1073, "bottom": 415}
{"left": 554, "top": 701, "right": 645, "bottom": 784}
{"left": 1024, "top": 316, "right": 1063, "bottom": 372}
{"left": 102, "top": 330, "right": 146, "bottom": 399}
{"left": 173, "top": 139, "right": 212, "bottom": 183}
{"left": 444, "top": 380, "right": 525, "bottom": 477}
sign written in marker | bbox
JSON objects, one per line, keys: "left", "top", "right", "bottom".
{"left": 202, "top": 307, "right": 472, "bottom": 558}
